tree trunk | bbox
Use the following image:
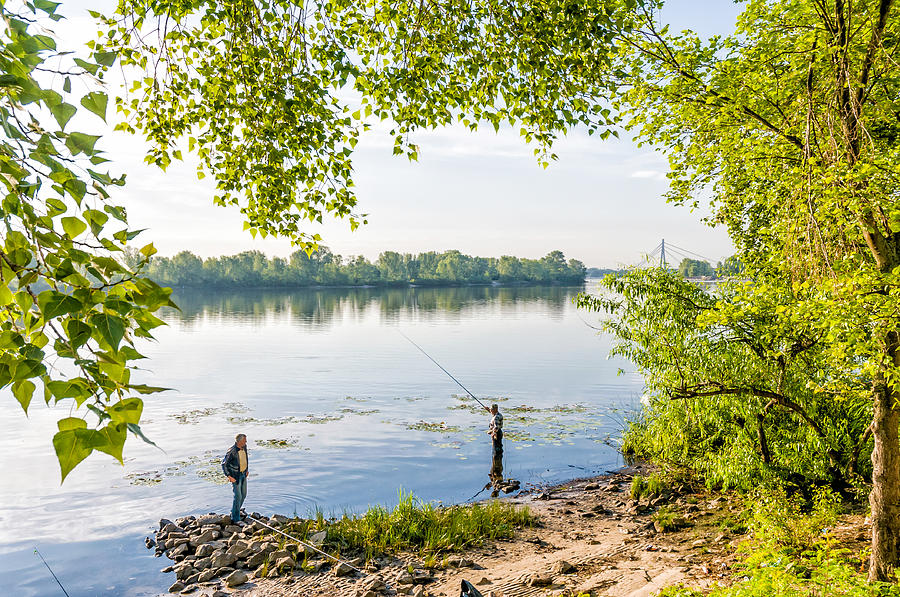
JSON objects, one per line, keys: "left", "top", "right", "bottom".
{"left": 869, "top": 331, "right": 900, "bottom": 581}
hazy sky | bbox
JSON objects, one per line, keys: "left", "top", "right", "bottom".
{"left": 58, "top": 1, "right": 744, "bottom": 268}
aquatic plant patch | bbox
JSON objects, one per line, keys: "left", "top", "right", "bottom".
{"left": 405, "top": 420, "right": 462, "bottom": 433}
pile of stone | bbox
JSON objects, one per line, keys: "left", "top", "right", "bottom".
{"left": 148, "top": 512, "right": 343, "bottom": 594}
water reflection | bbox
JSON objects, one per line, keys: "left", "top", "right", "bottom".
{"left": 164, "top": 285, "right": 582, "bottom": 328}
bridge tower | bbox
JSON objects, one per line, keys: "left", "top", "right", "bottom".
{"left": 660, "top": 238, "right": 667, "bottom": 268}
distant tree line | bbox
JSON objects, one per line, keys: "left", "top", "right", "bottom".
{"left": 677, "top": 256, "right": 744, "bottom": 279}
{"left": 130, "top": 248, "right": 587, "bottom": 288}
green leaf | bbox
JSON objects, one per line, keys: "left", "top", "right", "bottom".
{"left": 127, "top": 422, "right": 160, "bottom": 450}
{"left": 108, "top": 397, "right": 142, "bottom": 424}
{"left": 57, "top": 417, "right": 87, "bottom": 431}
{"left": 12, "top": 379, "right": 35, "bottom": 412}
{"left": 50, "top": 102, "right": 77, "bottom": 130}
{"left": 126, "top": 383, "right": 171, "bottom": 394}
{"left": 53, "top": 428, "right": 94, "bottom": 482}
{"left": 65, "top": 132, "right": 101, "bottom": 156}
{"left": 90, "top": 312, "right": 126, "bottom": 351}
{"left": 93, "top": 422, "right": 127, "bottom": 463}
{"left": 37, "top": 290, "right": 82, "bottom": 320}
{"left": 61, "top": 216, "right": 87, "bottom": 238}
{"left": 80, "top": 92, "right": 108, "bottom": 122}
{"left": 73, "top": 58, "right": 100, "bottom": 75}
{"left": 64, "top": 319, "right": 91, "bottom": 348}
{"left": 93, "top": 52, "right": 117, "bottom": 67}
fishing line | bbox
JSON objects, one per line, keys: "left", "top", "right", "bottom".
{"left": 34, "top": 547, "right": 70, "bottom": 597}
{"left": 397, "top": 330, "right": 490, "bottom": 411}
{"left": 245, "top": 515, "right": 368, "bottom": 576}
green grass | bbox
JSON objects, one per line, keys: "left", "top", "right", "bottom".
{"left": 263, "top": 491, "right": 536, "bottom": 560}
{"left": 630, "top": 472, "right": 667, "bottom": 500}
{"left": 651, "top": 505, "right": 684, "bottom": 532}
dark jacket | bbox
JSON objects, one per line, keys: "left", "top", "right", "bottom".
{"left": 222, "top": 444, "right": 248, "bottom": 478}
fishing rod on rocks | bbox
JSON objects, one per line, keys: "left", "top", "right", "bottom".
{"left": 397, "top": 331, "right": 490, "bottom": 412}
{"left": 244, "top": 515, "right": 368, "bottom": 576}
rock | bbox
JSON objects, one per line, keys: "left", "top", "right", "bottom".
{"left": 246, "top": 551, "right": 267, "bottom": 568}
{"left": 198, "top": 569, "right": 217, "bottom": 583}
{"left": 584, "top": 483, "right": 600, "bottom": 490}
{"left": 196, "top": 514, "right": 227, "bottom": 527}
{"left": 195, "top": 544, "right": 217, "bottom": 558}
{"left": 212, "top": 592, "right": 228, "bottom": 597}
{"left": 161, "top": 565, "right": 174, "bottom": 573}
{"left": 691, "top": 539, "right": 706, "bottom": 547}
{"left": 551, "top": 560, "right": 576, "bottom": 574}
{"left": 168, "top": 543, "right": 190, "bottom": 559}
{"left": 175, "top": 516, "right": 196, "bottom": 528}
{"left": 528, "top": 572, "right": 554, "bottom": 586}
{"left": 225, "top": 569, "right": 249, "bottom": 587}
{"left": 446, "top": 556, "right": 474, "bottom": 568}
{"left": 193, "top": 557, "right": 212, "bottom": 571}
{"left": 144, "top": 537, "right": 156, "bottom": 549}
{"left": 226, "top": 540, "right": 249, "bottom": 555}
{"left": 159, "top": 518, "right": 175, "bottom": 530}
{"left": 358, "top": 591, "right": 377, "bottom": 597}
{"left": 411, "top": 586, "right": 426, "bottom": 597}
{"left": 184, "top": 572, "right": 201, "bottom": 585}
{"left": 254, "top": 565, "right": 268, "bottom": 579}
{"left": 397, "top": 572, "right": 414, "bottom": 585}
{"left": 275, "top": 556, "right": 295, "bottom": 571}
{"left": 475, "top": 577, "right": 492, "bottom": 585}
{"left": 333, "top": 562, "right": 354, "bottom": 577}
{"left": 174, "top": 564, "right": 198, "bottom": 581}
{"left": 168, "top": 580, "right": 185, "bottom": 593}
{"left": 160, "top": 523, "right": 183, "bottom": 537}
{"left": 271, "top": 514, "right": 292, "bottom": 525}
{"left": 211, "top": 553, "right": 238, "bottom": 568}
{"left": 309, "top": 530, "right": 327, "bottom": 546}
{"left": 223, "top": 525, "right": 243, "bottom": 535}
{"left": 412, "top": 569, "right": 435, "bottom": 584}
{"left": 190, "top": 529, "right": 220, "bottom": 547}
{"left": 358, "top": 575, "right": 386, "bottom": 592}
{"left": 271, "top": 549, "right": 292, "bottom": 562}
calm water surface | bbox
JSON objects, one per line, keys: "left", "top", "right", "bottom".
{"left": 1, "top": 284, "right": 643, "bottom": 596}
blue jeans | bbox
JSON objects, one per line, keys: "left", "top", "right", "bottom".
{"left": 231, "top": 472, "right": 247, "bottom": 522}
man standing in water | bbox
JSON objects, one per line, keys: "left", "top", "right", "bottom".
{"left": 222, "top": 433, "right": 249, "bottom": 524}
{"left": 486, "top": 404, "right": 503, "bottom": 459}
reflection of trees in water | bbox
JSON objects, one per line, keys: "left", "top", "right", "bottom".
{"left": 164, "top": 285, "right": 583, "bottom": 328}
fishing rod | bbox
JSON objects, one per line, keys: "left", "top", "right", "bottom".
{"left": 245, "top": 515, "right": 368, "bottom": 577}
{"left": 397, "top": 331, "right": 490, "bottom": 411}
{"left": 34, "top": 547, "right": 70, "bottom": 597}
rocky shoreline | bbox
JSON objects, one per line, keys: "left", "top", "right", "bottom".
{"left": 148, "top": 467, "right": 868, "bottom": 597}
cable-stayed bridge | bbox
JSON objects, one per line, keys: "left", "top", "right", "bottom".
{"left": 644, "top": 239, "right": 721, "bottom": 268}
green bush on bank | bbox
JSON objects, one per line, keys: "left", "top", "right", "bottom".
{"left": 271, "top": 491, "right": 536, "bottom": 560}
{"left": 659, "top": 487, "right": 893, "bottom": 597}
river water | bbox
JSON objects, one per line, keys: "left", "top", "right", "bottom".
{"left": 1, "top": 283, "right": 643, "bottom": 596}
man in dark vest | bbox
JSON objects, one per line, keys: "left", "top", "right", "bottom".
{"left": 222, "top": 433, "right": 249, "bottom": 524}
